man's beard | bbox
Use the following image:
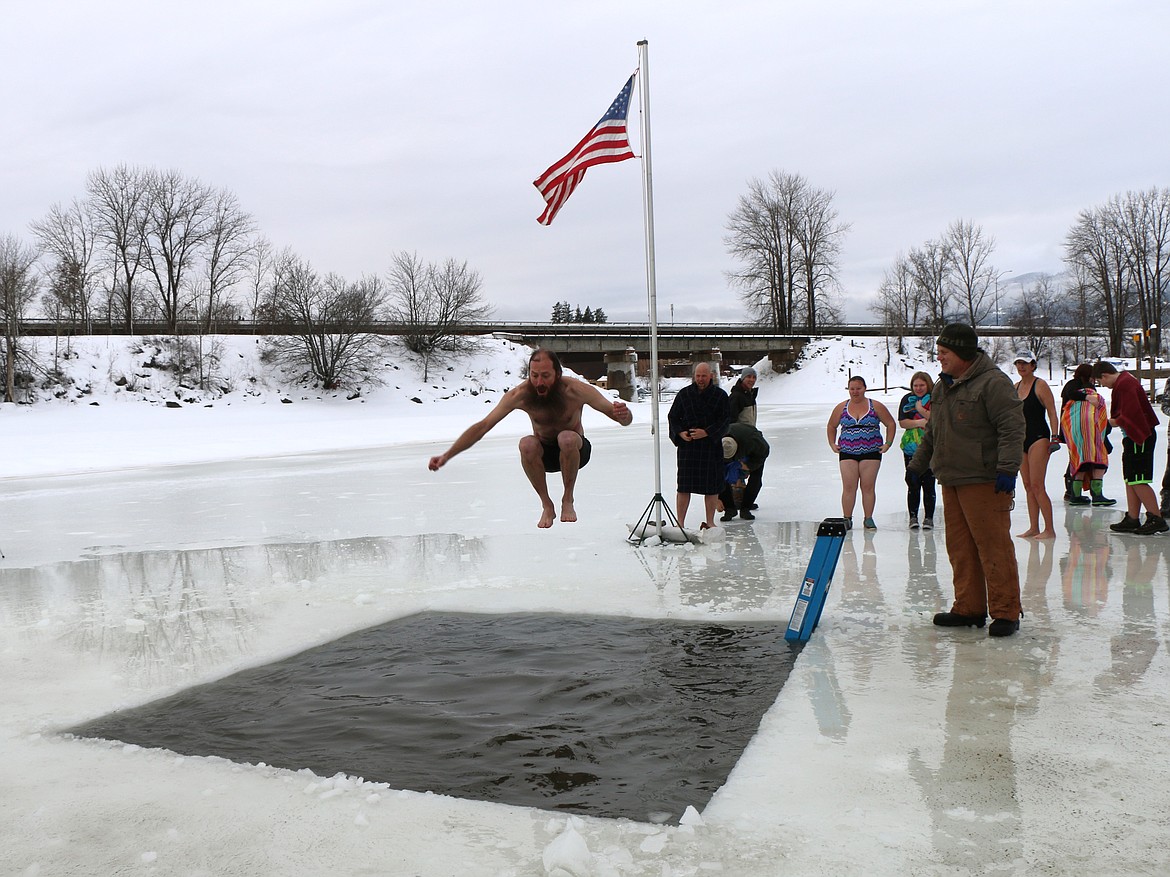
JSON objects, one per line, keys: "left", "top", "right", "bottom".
{"left": 530, "top": 378, "right": 564, "bottom": 409}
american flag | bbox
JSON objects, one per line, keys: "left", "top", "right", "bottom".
{"left": 533, "top": 73, "right": 637, "bottom": 225}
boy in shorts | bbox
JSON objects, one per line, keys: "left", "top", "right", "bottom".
{"left": 1093, "top": 361, "right": 1168, "bottom": 535}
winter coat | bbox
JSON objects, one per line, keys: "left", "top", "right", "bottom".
{"left": 726, "top": 422, "right": 770, "bottom": 471}
{"left": 909, "top": 351, "right": 1024, "bottom": 486}
{"left": 728, "top": 381, "right": 758, "bottom": 427}
{"left": 1108, "top": 370, "right": 1159, "bottom": 444}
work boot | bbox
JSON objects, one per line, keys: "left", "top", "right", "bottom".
{"left": 988, "top": 618, "right": 1020, "bottom": 637}
{"left": 1110, "top": 514, "right": 1143, "bottom": 533}
{"left": 720, "top": 510, "right": 736, "bottom": 523}
{"left": 933, "top": 612, "right": 986, "bottom": 628}
{"left": 1135, "top": 514, "right": 1169, "bottom": 535}
{"left": 739, "top": 509, "right": 755, "bottom": 520}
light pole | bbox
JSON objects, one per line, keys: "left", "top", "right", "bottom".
{"left": 1149, "top": 323, "right": 1159, "bottom": 398}
{"left": 994, "top": 270, "right": 1012, "bottom": 328}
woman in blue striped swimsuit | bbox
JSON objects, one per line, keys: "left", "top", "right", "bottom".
{"left": 827, "top": 376, "right": 897, "bottom": 529}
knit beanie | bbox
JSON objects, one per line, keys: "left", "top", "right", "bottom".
{"left": 937, "top": 323, "right": 979, "bottom": 360}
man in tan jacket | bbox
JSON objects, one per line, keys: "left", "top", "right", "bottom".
{"left": 909, "top": 323, "right": 1025, "bottom": 637}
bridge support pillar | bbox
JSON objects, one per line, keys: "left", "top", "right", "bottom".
{"left": 690, "top": 347, "right": 723, "bottom": 383}
{"left": 769, "top": 346, "right": 800, "bottom": 374}
{"left": 605, "top": 346, "right": 639, "bottom": 401}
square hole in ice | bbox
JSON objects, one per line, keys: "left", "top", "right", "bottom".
{"left": 67, "top": 611, "right": 800, "bottom": 823}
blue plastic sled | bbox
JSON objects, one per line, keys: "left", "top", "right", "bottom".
{"left": 785, "top": 518, "right": 849, "bottom": 642}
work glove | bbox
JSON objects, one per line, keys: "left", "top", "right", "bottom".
{"left": 994, "top": 472, "right": 1017, "bottom": 494}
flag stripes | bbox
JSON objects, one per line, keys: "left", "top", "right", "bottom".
{"left": 533, "top": 73, "right": 636, "bottom": 225}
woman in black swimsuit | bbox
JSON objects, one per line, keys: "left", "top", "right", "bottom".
{"left": 1014, "top": 350, "right": 1060, "bottom": 539}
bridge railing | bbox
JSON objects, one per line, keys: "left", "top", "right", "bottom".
{"left": 13, "top": 318, "right": 1099, "bottom": 338}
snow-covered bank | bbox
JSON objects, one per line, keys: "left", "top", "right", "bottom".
{"left": 4, "top": 332, "right": 1166, "bottom": 481}
{"left": 2, "top": 335, "right": 541, "bottom": 478}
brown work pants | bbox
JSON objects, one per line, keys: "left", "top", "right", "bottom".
{"left": 941, "top": 482, "right": 1022, "bottom": 621}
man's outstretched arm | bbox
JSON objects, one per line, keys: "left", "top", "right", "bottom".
{"left": 577, "top": 382, "right": 633, "bottom": 426}
{"left": 428, "top": 391, "right": 519, "bottom": 470}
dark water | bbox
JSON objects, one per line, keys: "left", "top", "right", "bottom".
{"left": 68, "top": 611, "right": 800, "bottom": 822}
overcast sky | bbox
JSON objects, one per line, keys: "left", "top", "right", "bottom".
{"left": 3, "top": 1, "right": 1167, "bottom": 322}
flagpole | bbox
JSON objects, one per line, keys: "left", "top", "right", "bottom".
{"left": 639, "top": 40, "right": 663, "bottom": 502}
{"left": 628, "top": 39, "right": 691, "bottom": 544}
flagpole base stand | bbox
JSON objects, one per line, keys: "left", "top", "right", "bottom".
{"left": 626, "top": 493, "right": 700, "bottom": 545}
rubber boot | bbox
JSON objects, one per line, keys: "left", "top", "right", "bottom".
{"left": 1090, "top": 479, "right": 1116, "bottom": 507}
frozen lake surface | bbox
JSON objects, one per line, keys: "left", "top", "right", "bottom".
{"left": 3, "top": 399, "right": 1170, "bottom": 875}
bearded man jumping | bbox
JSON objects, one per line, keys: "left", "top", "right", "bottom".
{"left": 428, "top": 348, "right": 633, "bottom": 528}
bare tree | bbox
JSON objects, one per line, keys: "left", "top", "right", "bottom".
{"left": 202, "top": 188, "right": 257, "bottom": 331}
{"left": 246, "top": 236, "right": 275, "bottom": 320}
{"left": 1065, "top": 203, "right": 1133, "bottom": 355}
{"left": 1004, "top": 274, "right": 1066, "bottom": 359}
{"left": 725, "top": 175, "right": 799, "bottom": 329}
{"left": 945, "top": 219, "right": 997, "bottom": 325}
{"left": 87, "top": 164, "right": 150, "bottom": 331}
{"left": 0, "top": 234, "right": 40, "bottom": 401}
{"left": 725, "top": 171, "right": 845, "bottom": 330}
{"left": 794, "top": 184, "right": 850, "bottom": 331}
{"left": 30, "top": 198, "right": 99, "bottom": 331}
{"left": 1113, "top": 188, "right": 1170, "bottom": 354}
{"left": 871, "top": 253, "right": 921, "bottom": 348}
{"left": 1063, "top": 262, "right": 1101, "bottom": 364}
{"left": 140, "top": 168, "right": 216, "bottom": 331}
{"left": 386, "top": 251, "right": 493, "bottom": 380}
{"left": 908, "top": 239, "right": 952, "bottom": 331}
{"left": 262, "top": 252, "right": 389, "bottom": 388}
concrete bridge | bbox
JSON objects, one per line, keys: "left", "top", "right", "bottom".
{"left": 491, "top": 323, "right": 812, "bottom": 397}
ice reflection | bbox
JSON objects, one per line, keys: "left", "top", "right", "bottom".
{"left": 1094, "top": 538, "right": 1167, "bottom": 691}
{"left": 902, "top": 531, "right": 947, "bottom": 685}
{"left": 1061, "top": 510, "right": 1112, "bottom": 614}
{"left": 909, "top": 538, "right": 1059, "bottom": 874}
{"left": 802, "top": 640, "right": 851, "bottom": 741}
{"left": 0, "top": 534, "right": 487, "bottom": 685}
{"left": 635, "top": 525, "right": 799, "bottom": 612}
{"left": 831, "top": 537, "right": 893, "bottom": 694}
{"left": 676, "top": 528, "right": 778, "bottom": 610}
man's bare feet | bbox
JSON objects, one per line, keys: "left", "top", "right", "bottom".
{"left": 1016, "top": 529, "right": 1038, "bottom": 538}
{"left": 538, "top": 504, "right": 556, "bottom": 528}
{"left": 1036, "top": 530, "right": 1056, "bottom": 540}
{"left": 560, "top": 500, "right": 577, "bottom": 523}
